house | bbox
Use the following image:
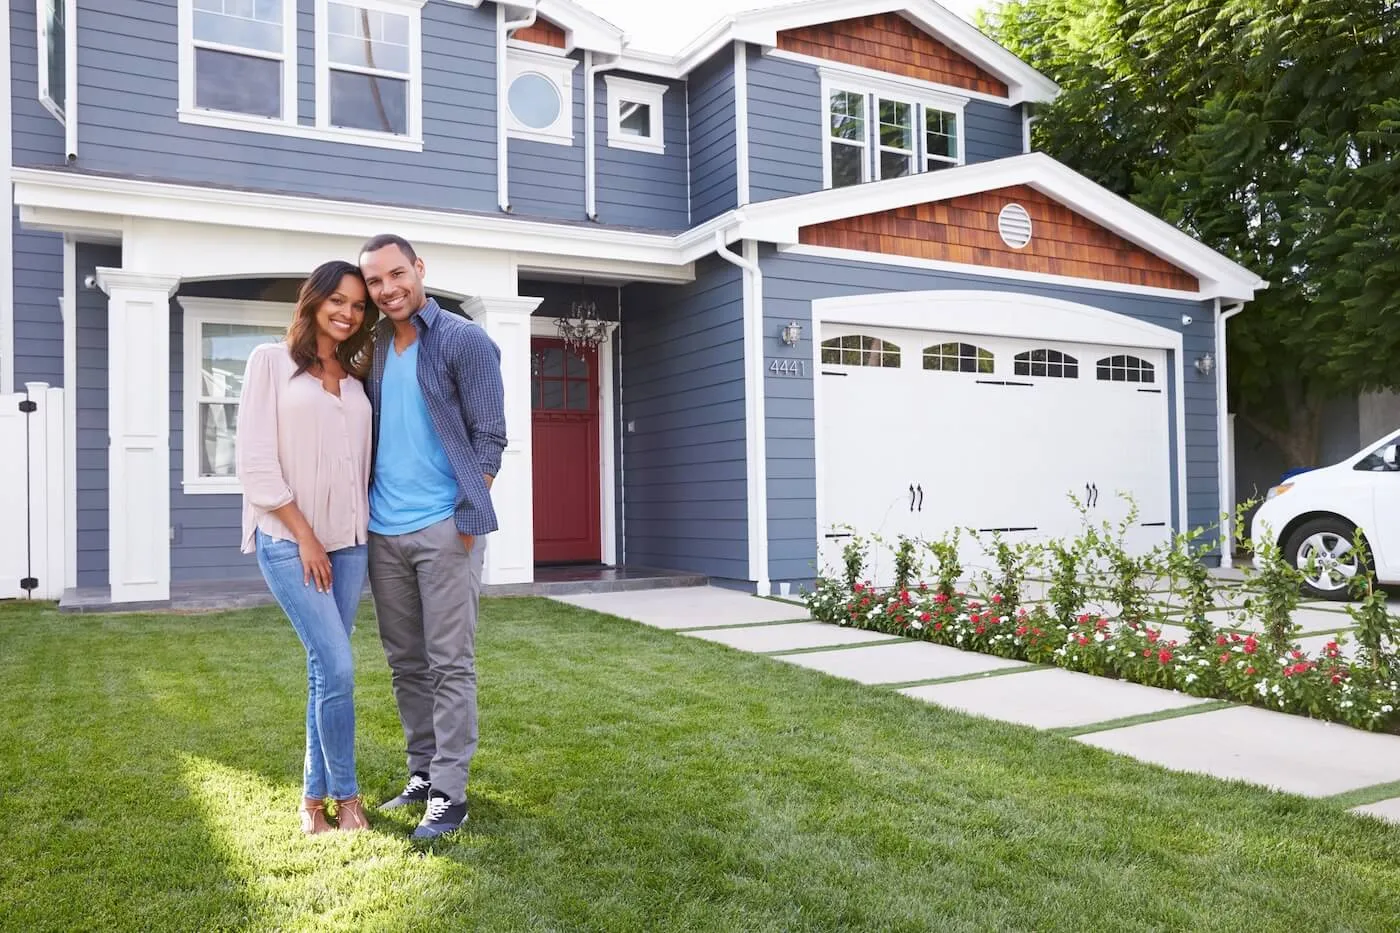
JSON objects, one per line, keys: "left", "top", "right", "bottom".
{"left": 0, "top": 0, "right": 1265, "bottom": 608}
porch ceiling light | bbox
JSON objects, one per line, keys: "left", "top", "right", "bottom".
{"left": 555, "top": 289, "right": 610, "bottom": 354}
{"left": 780, "top": 320, "right": 802, "bottom": 347}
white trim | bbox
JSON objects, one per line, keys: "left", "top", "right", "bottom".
{"left": 0, "top": 0, "right": 11, "bottom": 396}
{"left": 177, "top": 298, "right": 293, "bottom": 496}
{"left": 313, "top": 0, "right": 425, "bottom": 146}
{"left": 809, "top": 289, "right": 1192, "bottom": 555}
{"left": 62, "top": 236, "right": 75, "bottom": 588}
{"left": 534, "top": 0, "right": 626, "bottom": 55}
{"left": 62, "top": 0, "right": 75, "bottom": 159}
{"left": 1216, "top": 299, "right": 1246, "bottom": 567}
{"left": 527, "top": 315, "right": 620, "bottom": 565}
{"left": 603, "top": 74, "right": 667, "bottom": 154}
{"left": 505, "top": 44, "right": 578, "bottom": 147}
{"left": 177, "top": 0, "right": 299, "bottom": 126}
{"left": 36, "top": 0, "right": 64, "bottom": 122}
{"left": 734, "top": 41, "right": 750, "bottom": 206}
{"left": 177, "top": 109, "right": 426, "bottom": 151}
{"left": 780, "top": 244, "right": 1213, "bottom": 301}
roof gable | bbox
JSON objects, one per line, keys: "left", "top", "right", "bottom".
{"left": 777, "top": 12, "right": 1009, "bottom": 97}
{"left": 513, "top": 16, "right": 568, "bottom": 48}
{"left": 799, "top": 185, "right": 1201, "bottom": 292}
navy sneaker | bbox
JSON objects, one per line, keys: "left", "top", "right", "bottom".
{"left": 378, "top": 772, "right": 431, "bottom": 811}
{"left": 412, "top": 791, "right": 468, "bottom": 840}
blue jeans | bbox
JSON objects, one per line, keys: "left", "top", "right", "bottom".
{"left": 256, "top": 530, "right": 368, "bottom": 800}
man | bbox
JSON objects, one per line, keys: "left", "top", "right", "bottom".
{"left": 359, "top": 233, "right": 506, "bottom": 840}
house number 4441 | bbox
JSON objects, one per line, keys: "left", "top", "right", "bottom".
{"left": 768, "top": 359, "right": 807, "bottom": 377}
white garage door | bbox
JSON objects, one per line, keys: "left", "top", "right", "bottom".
{"left": 818, "top": 326, "right": 1173, "bottom": 585}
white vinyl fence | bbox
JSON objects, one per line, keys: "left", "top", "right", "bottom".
{"left": 0, "top": 383, "right": 66, "bottom": 600}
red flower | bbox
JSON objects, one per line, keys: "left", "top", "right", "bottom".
{"left": 1016, "top": 625, "right": 1029, "bottom": 637}
{"left": 1243, "top": 636, "right": 1258, "bottom": 655}
{"left": 1291, "top": 650, "right": 1303, "bottom": 659}
{"left": 1331, "top": 673, "right": 1343, "bottom": 684}
{"left": 1245, "top": 667, "right": 1256, "bottom": 676}
{"left": 853, "top": 583, "right": 865, "bottom": 594}
{"left": 861, "top": 598, "right": 871, "bottom": 607}
{"left": 934, "top": 622, "right": 943, "bottom": 631}
{"left": 1231, "top": 633, "right": 1243, "bottom": 642}
{"left": 1142, "top": 648, "right": 1152, "bottom": 658}
{"left": 934, "top": 593, "right": 949, "bottom": 604}
{"left": 1096, "top": 618, "right": 1110, "bottom": 631}
{"left": 971, "top": 613, "right": 982, "bottom": 624}
{"left": 992, "top": 594, "right": 1004, "bottom": 604}
{"left": 1216, "top": 635, "right": 1228, "bottom": 646}
{"left": 1032, "top": 628, "right": 1043, "bottom": 637}
{"left": 1147, "top": 630, "right": 1160, "bottom": 644}
{"left": 895, "top": 615, "right": 905, "bottom": 624}
{"left": 1158, "top": 649, "right": 1173, "bottom": 665}
{"left": 919, "top": 612, "right": 931, "bottom": 623}
{"left": 919, "top": 582, "right": 929, "bottom": 592}
{"left": 1219, "top": 653, "right": 1231, "bottom": 664}
{"left": 975, "top": 625, "right": 986, "bottom": 635}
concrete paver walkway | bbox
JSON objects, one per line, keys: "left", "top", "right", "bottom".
{"left": 550, "top": 585, "right": 1400, "bottom": 824}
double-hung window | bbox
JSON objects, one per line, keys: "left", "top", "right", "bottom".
{"left": 183, "top": 0, "right": 296, "bottom": 121}
{"left": 822, "top": 71, "right": 966, "bottom": 189}
{"left": 37, "top": 0, "right": 66, "bottom": 122}
{"left": 317, "top": 0, "right": 422, "bottom": 140}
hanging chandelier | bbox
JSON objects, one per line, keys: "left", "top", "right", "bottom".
{"left": 554, "top": 286, "right": 610, "bottom": 354}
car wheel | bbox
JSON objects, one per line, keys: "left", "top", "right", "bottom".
{"left": 1283, "top": 517, "right": 1368, "bottom": 601}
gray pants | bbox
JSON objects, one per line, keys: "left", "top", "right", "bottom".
{"left": 368, "top": 518, "right": 485, "bottom": 805}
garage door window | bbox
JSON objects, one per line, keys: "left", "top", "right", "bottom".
{"left": 1096, "top": 354, "right": 1155, "bottom": 384}
{"left": 1014, "top": 348, "right": 1078, "bottom": 378}
{"left": 924, "top": 341, "right": 993, "bottom": 374}
{"left": 821, "top": 334, "right": 901, "bottom": 368}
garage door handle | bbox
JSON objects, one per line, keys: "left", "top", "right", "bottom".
{"left": 916, "top": 484, "right": 924, "bottom": 512}
{"left": 1091, "top": 484, "right": 1099, "bottom": 507}
{"left": 909, "top": 484, "right": 916, "bottom": 511}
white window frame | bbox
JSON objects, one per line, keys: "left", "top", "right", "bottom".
{"left": 177, "top": 0, "right": 299, "bottom": 127}
{"left": 314, "top": 0, "right": 425, "bottom": 146}
{"left": 36, "top": 0, "right": 70, "bottom": 123}
{"left": 505, "top": 45, "right": 577, "bottom": 147}
{"left": 180, "top": 298, "right": 292, "bottom": 496}
{"left": 603, "top": 75, "right": 667, "bottom": 154}
{"left": 874, "top": 96, "right": 916, "bottom": 181}
{"left": 819, "top": 67, "right": 968, "bottom": 190}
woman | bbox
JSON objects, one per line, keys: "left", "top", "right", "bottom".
{"left": 236, "top": 261, "right": 378, "bottom": 835}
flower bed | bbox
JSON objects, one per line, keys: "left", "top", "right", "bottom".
{"left": 805, "top": 509, "right": 1400, "bottom": 733}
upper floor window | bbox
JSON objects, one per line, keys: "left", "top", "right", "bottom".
{"left": 317, "top": 0, "right": 421, "bottom": 140}
{"left": 37, "top": 0, "right": 65, "bottom": 122}
{"left": 821, "top": 334, "right": 902, "bottom": 368}
{"left": 183, "top": 0, "right": 296, "bottom": 120}
{"left": 506, "top": 46, "right": 576, "bottom": 146}
{"left": 1014, "top": 349, "right": 1079, "bottom": 379}
{"left": 924, "top": 342, "right": 993, "bottom": 374}
{"left": 1096, "top": 355, "right": 1156, "bottom": 384}
{"left": 822, "top": 71, "right": 966, "bottom": 189}
{"left": 605, "top": 75, "right": 667, "bottom": 154}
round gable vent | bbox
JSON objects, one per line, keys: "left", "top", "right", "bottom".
{"left": 998, "top": 203, "right": 1033, "bottom": 249}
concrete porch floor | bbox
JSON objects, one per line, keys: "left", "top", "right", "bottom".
{"left": 57, "top": 565, "right": 707, "bottom": 614}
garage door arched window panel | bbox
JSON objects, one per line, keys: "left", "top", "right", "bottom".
{"left": 821, "top": 334, "right": 901, "bottom": 368}
{"left": 1013, "top": 348, "right": 1079, "bottom": 379}
{"left": 923, "top": 341, "right": 993, "bottom": 374}
{"left": 1096, "top": 354, "right": 1156, "bottom": 384}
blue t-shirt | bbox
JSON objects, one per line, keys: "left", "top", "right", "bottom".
{"left": 369, "top": 340, "right": 459, "bottom": 535}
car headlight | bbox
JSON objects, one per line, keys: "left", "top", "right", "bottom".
{"left": 1265, "top": 483, "right": 1293, "bottom": 501}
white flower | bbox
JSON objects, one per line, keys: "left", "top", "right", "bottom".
{"left": 1184, "top": 673, "right": 1198, "bottom": 684}
{"left": 1256, "top": 682, "right": 1269, "bottom": 697}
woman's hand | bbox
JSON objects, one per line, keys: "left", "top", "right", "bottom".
{"left": 297, "top": 533, "right": 333, "bottom": 592}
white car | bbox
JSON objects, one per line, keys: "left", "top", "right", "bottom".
{"left": 1249, "top": 428, "right": 1400, "bottom": 600}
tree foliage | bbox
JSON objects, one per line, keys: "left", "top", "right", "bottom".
{"left": 986, "top": 0, "right": 1400, "bottom": 465}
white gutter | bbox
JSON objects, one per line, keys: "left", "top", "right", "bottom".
{"left": 584, "top": 51, "right": 626, "bottom": 221}
{"left": 733, "top": 41, "right": 750, "bottom": 207}
{"left": 1216, "top": 299, "right": 1246, "bottom": 567}
{"left": 497, "top": 4, "right": 538, "bottom": 212}
{"left": 64, "top": 0, "right": 77, "bottom": 161}
{"left": 713, "top": 232, "right": 770, "bottom": 595}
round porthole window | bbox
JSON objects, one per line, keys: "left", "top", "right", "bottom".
{"left": 998, "top": 203, "right": 1033, "bottom": 249}
{"left": 508, "top": 73, "right": 561, "bottom": 130}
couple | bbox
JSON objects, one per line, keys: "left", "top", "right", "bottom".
{"left": 235, "top": 234, "right": 503, "bottom": 840}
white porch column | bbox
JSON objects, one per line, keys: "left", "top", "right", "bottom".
{"left": 466, "top": 295, "right": 543, "bottom": 585}
{"left": 95, "top": 269, "right": 180, "bottom": 604}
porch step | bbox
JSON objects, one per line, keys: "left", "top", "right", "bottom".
{"left": 57, "top": 566, "right": 708, "bottom": 614}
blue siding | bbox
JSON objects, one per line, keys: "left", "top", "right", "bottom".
{"left": 687, "top": 48, "right": 737, "bottom": 224}
{"left": 12, "top": 0, "right": 65, "bottom": 166}
{"left": 594, "top": 72, "right": 688, "bottom": 230}
{"left": 965, "top": 99, "right": 1024, "bottom": 163}
{"left": 508, "top": 52, "right": 585, "bottom": 221}
{"left": 746, "top": 49, "right": 823, "bottom": 202}
{"left": 759, "top": 247, "right": 1220, "bottom": 584}
{"left": 12, "top": 215, "right": 64, "bottom": 387}
{"left": 619, "top": 256, "right": 748, "bottom": 581}
{"left": 74, "top": 243, "right": 119, "bottom": 588}
{"left": 71, "top": 0, "right": 498, "bottom": 212}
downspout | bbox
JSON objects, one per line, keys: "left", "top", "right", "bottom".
{"left": 497, "top": 3, "right": 538, "bottom": 212}
{"left": 1216, "top": 299, "right": 1246, "bottom": 567}
{"left": 64, "top": 0, "right": 77, "bottom": 161}
{"left": 714, "top": 232, "right": 770, "bottom": 595}
{"left": 585, "top": 51, "right": 626, "bottom": 221}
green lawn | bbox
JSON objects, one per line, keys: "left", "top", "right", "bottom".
{"left": 2, "top": 598, "right": 1399, "bottom": 932}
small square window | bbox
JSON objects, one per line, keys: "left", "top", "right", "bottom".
{"left": 605, "top": 75, "right": 667, "bottom": 154}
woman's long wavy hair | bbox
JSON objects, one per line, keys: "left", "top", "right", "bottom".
{"left": 286, "top": 261, "right": 378, "bottom": 379}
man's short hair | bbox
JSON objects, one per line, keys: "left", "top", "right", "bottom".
{"left": 359, "top": 233, "right": 418, "bottom": 264}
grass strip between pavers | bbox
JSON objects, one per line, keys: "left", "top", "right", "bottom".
{"left": 880, "top": 663, "right": 1048, "bottom": 691}
{"left": 1324, "top": 779, "right": 1400, "bottom": 810}
{"left": 1051, "top": 700, "right": 1237, "bottom": 738}
{"left": 673, "top": 617, "right": 813, "bottom": 633}
{"left": 764, "top": 636, "right": 908, "bottom": 657}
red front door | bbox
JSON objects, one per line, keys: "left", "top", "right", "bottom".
{"left": 531, "top": 338, "right": 602, "bottom": 564}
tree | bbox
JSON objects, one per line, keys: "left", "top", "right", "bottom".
{"left": 985, "top": 0, "right": 1400, "bottom": 467}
